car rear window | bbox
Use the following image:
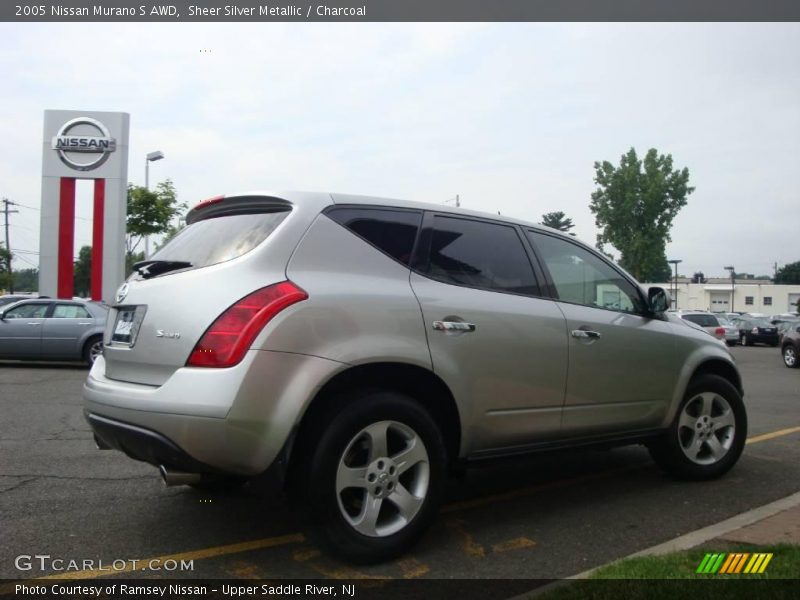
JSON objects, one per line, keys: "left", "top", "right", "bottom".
{"left": 682, "top": 314, "right": 719, "bottom": 327}
{"left": 149, "top": 210, "right": 289, "bottom": 270}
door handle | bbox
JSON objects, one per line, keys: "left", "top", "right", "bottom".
{"left": 432, "top": 321, "right": 476, "bottom": 332}
{"left": 571, "top": 329, "right": 601, "bottom": 339}
{"left": 27, "top": 322, "right": 41, "bottom": 326}
{"left": 78, "top": 322, "right": 92, "bottom": 325}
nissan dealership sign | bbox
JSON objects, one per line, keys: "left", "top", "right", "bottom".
{"left": 40, "top": 110, "right": 129, "bottom": 303}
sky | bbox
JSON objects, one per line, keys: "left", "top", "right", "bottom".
{"left": 0, "top": 22, "right": 798, "bottom": 279}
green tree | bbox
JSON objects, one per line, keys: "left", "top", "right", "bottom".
{"left": 774, "top": 261, "right": 800, "bottom": 285}
{"left": 12, "top": 268, "right": 38, "bottom": 292}
{"left": 0, "top": 242, "right": 11, "bottom": 291}
{"left": 590, "top": 148, "right": 694, "bottom": 282}
{"left": 73, "top": 245, "right": 92, "bottom": 297}
{"left": 541, "top": 211, "right": 575, "bottom": 232}
{"left": 126, "top": 179, "right": 186, "bottom": 257}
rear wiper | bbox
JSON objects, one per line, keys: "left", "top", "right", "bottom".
{"left": 132, "top": 260, "right": 193, "bottom": 279}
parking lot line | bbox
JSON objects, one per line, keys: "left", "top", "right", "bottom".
{"left": 746, "top": 426, "right": 800, "bottom": 445}
{"left": 15, "top": 424, "right": 799, "bottom": 584}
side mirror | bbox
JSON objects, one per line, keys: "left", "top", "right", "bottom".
{"left": 648, "top": 286, "right": 671, "bottom": 314}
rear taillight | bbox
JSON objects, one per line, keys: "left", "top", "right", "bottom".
{"left": 751, "top": 327, "right": 759, "bottom": 334}
{"left": 187, "top": 281, "right": 307, "bottom": 368}
{"left": 715, "top": 327, "right": 725, "bottom": 337}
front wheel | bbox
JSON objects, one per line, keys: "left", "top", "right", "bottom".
{"left": 784, "top": 345, "right": 799, "bottom": 368}
{"left": 740, "top": 334, "right": 750, "bottom": 347}
{"left": 726, "top": 340, "right": 737, "bottom": 347}
{"left": 303, "top": 391, "right": 447, "bottom": 564}
{"left": 649, "top": 374, "right": 747, "bottom": 480}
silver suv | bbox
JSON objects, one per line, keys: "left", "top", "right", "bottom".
{"left": 85, "top": 192, "right": 747, "bottom": 563}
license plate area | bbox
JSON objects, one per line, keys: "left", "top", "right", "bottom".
{"left": 111, "top": 306, "right": 146, "bottom": 347}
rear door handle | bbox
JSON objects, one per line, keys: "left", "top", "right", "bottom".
{"left": 433, "top": 321, "right": 476, "bottom": 332}
{"left": 27, "top": 322, "right": 41, "bottom": 326}
{"left": 78, "top": 322, "right": 92, "bottom": 325}
{"left": 571, "top": 329, "right": 601, "bottom": 339}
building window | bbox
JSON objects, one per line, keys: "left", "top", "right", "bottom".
{"left": 745, "top": 296, "right": 754, "bottom": 305}
{"left": 764, "top": 296, "right": 772, "bottom": 306}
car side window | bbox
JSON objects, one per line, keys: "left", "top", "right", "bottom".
{"left": 326, "top": 207, "right": 422, "bottom": 266}
{"left": 528, "top": 231, "right": 645, "bottom": 314}
{"left": 52, "top": 304, "right": 91, "bottom": 319}
{"left": 423, "top": 216, "right": 538, "bottom": 295}
{"left": 5, "top": 303, "right": 48, "bottom": 319}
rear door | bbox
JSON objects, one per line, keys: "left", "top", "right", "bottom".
{"left": 410, "top": 213, "right": 568, "bottom": 454}
{"left": 41, "top": 303, "right": 94, "bottom": 358}
{"left": 526, "top": 230, "right": 679, "bottom": 437}
{"left": 0, "top": 302, "right": 49, "bottom": 357}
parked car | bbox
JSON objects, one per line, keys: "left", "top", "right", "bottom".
{"left": 781, "top": 325, "right": 800, "bottom": 368}
{"left": 0, "top": 293, "right": 41, "bottom": 307}
{"left": 770, "top": 313, "right": 800, "bottom": 325}
{"left": 733, "top": 316, "right": 779, "bottom": 347}
{"left": 677, "top": 311, "right": 738, "bottom": 346}
{"left": 0, "top": 298, "right": 107, "bottom": 364}
{"left": 84, "top": 192, "right": 747, "bottom": 563}
{"left": 777, "top": 318, "right": 800, "bottom": 344}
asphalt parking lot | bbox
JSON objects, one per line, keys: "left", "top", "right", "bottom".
{"left": 1, "top": 346, "right": 799, "bottom": 581}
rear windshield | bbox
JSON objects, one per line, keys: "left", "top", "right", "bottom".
{"left": 682, "top": 314, "right": 719, "bottom": 327}
{"left": 150, "top": 210, "right": 289, "bottom": 269}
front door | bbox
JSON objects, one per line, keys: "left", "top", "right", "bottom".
{"left": 526, "top": 231, "right": 680, "bottom": 437}
{"left": 0, "top": 302, "right": 49, "bottom": 357}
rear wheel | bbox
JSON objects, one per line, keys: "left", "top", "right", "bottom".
{"left": 649, "top": 374, "right": 746, "bottom": 480}
{"left": 301, "top": 391, "right": 447, "bottom": 564}
{"left": 83, "top": 336, "right": 103, "bottom": 365}
{"left": 740, "top": 333, "right": 749, "bottom": 346}
{"left": 725, "top": 340, "right": 737, "bottom": 347}
{"left": 784, "top": 344, "right": 799, "bottom": 368}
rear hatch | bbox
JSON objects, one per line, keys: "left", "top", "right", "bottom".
{"left": 102, "top": 193, "right": 323, "bottom": 386}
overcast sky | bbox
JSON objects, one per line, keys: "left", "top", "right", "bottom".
{"left": 0, "top": 23, "right": 798, "bottom": 279}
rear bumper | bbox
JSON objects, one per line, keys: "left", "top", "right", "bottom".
{"left": 87, "top": 413, "right": 221, "bottom": 473}
{"left": 83, "top": 350, "right": 344, "bottom": 475}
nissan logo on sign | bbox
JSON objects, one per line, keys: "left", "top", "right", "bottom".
{"left": 51, "top": 117, "right": 117, "bottom": 171}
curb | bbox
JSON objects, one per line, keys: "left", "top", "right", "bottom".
{"left": 518, "top": 490, "right": 800, "bottom": 598}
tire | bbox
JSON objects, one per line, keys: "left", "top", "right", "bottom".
{"left": 725, "top": 340, "right": 737, "bottom": 347}
{"left": 740, "top": 334, "right": 749, "bottom": 347}
{"left": 82, "top": 336, "right": 104, "bottom": 365}
{"left": 301, "top": 390, "right": 447, "bottom": 564}
{"left": 648, "top": 374, "right": 747, "bottom": 481}
{"left": 784, "top": 344, "right": 799, "bottom": 369}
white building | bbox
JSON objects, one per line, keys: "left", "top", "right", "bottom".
{"left": 655, "top": 279, "right": 800, "bottom": 314}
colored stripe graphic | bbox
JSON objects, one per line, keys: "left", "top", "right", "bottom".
{"left": 698, "top": 552, "right": 773, "bottom": 574}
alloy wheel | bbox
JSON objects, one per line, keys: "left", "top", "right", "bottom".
{"left": 785, "top": 346, "right": 797, "bottom": 368}
{"left": 678, "top": 392, "right": 736, "bottom": 465}
{"left": 335, "top": 420, "right": 429, "bottom": 538}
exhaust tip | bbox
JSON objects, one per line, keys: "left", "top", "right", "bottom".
{"left": 159, "top": 465, "right": 202, "bottom": 487}
{"left": 94, "top": 434, "right": 111, "bottom": 450}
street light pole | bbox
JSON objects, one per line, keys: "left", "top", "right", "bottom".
{"left": 668, "top": 259, "right": 682, "bottom": 310}
{"left": 144, "top": 151, "right": 165, "bottom": 258}
{"left": 724, "top": 266, "right": 735, "bottom": 313}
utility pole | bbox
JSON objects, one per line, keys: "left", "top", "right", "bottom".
{"left": 2, "top": 198, "right": 19, "bottom": 293}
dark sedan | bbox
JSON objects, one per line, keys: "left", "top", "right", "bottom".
{"left": 0, "top": 298, "right": 107, "bottom": 365}
{"left": 735, "top": 317, "right": 780, "bottom": 347}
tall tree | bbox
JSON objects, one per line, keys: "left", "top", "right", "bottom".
{"left": 541, "top": 211, "right": 575, "bottom": 232}
{"left": 12, "top": 268, "right": 38, "bottom": 292}
{"left": 0, "top": 243, "right": 11, "bottom": 291}
{"left": 590, "top": 148, "right": 694, "bottom": 282}
{"left": 126, "top": 179, "right": 186, "bottom": 257}
{"left": 774, "top": 261, "right": 800, "bottom": 285}
{"left": 73, "top": 245, "right": 92, "bottom": 297}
